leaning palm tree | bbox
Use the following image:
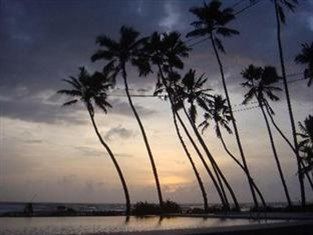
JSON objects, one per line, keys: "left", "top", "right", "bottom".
{"left": 199, "top": 95, "right": 266, "bottom": 208}
{"left": 187, "top": 0, "right": 259, "bottom": 208}
{"left": 57, "top": 67, "right": 131, "bottom": 215}
{"left": 298, "top": 115, "right": 313, "bottom": 150}
{"left": 272, "top": 0, "right": 305, "bottom": 206}
{"left": 145, "top": 31, "right": 233, "bottom": 210}
{"left": 180, "top": 70, "right": 240, "bottom": 210}
{"left": 143, "top": 31, "right": 212, "bottom": 211}
{"left": 295, "top": 42, "right": 313, "bottom": 87}
{"left": 241, "top": 65, "right": 292, "bottom": 207}
{"left": 91, "top": 26, "right": 163, "bottom": 207}
{"left": 297, "top": 115, "right": 313, "bottom": 179}
{"left": 262, "top": 101, "right": 313, "bottom": 190}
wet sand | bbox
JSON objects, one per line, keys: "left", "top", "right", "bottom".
{"left": 89, "top": 220, "right": 313, "bottom": 235}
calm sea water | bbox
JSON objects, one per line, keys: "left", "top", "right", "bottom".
{"left": 0, "top": 216, "right": 282, "bottom": 235}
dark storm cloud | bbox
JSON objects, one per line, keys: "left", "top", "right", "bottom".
{"left": 0, "top": 92, "right": 87, "bottom": 125}
{"left": 0, "top": 85, "right": 156, "bottom": 125}
{"left": 0, "top": 0, "right": 312, "bottom": 125}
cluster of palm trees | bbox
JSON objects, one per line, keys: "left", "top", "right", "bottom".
{"left": 58, "top": 0, "right": 312, "bottom": 215}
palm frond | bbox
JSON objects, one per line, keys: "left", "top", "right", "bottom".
{"left": 57, "top": 89, "right": 82, "bottom": 97}
{"left": 91, "top": 49, "right": 114, "bottom": 62}
{"left": 62, "top": 99, "right": 78, "bottom": 106}
{"left": 216, "top": 27, "right": 239, "bottom": 37}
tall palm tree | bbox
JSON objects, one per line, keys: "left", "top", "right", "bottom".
{"left": 297, "top": 115, "right": 313, "bottom": 176}
{"left": 91, "top": 26, "right": 163, "bottom": 207}
{"left": 187, "top": 0, "right": 259, "bottom": 208}
{"left": 145, "top": 31, "right": 235, "bottom": 210}
{"left": 241, "top": 65, "right": 292, "bottom": 207}
{"left": 170, "top": 91, "right": 209, "bottom": 212}
{"left": 263, "top": 102, "right": 313, "bottom": 190}
{"left": 199, "top": 95, "right": 267, "bottom": 208}
{"left": 272, "top": 0, "right": 305, "bottom": 207}
{"left": 143, "top": 31, "right": 213, "bottom": 211}
{"left": 180, "top": 69, "right": 229, "bottom": 206}
{"left": 57, "top": 67, "right": 131, "bottom": 215}
{"left": 295, "top": 42, "right": 313, "bottom": 87}
{"left": 180, "top": 70, "right": 240, "bottom": 210}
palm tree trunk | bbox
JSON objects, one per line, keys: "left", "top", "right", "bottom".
{"left": 169, "top": 96, "right": 209, "bottom": 212}
{"left": 88, "top": 109, "right": 131, "bottom": 215}
{"left": 217, "top": 124, "right": 267, "bottom": 208}
{"left": 274, "top": 0, "right": 305, "bottom": 207}
{"left": 210, "top": 35, "right": 259, "bottom": 209}
{"left": 264, "top": 105, "right": 313, "bottom": 190}
{"left": 257, "top": 99, "right": 292, "bottom": 207}
{"left": 121, "top": 64, "right": 163, "bottom": 207}
{"left": 182, "top": 106, "right": 240, "bottom": 211}
{"left": 156, "top": 64, "right": 224, "bottom": 209}
{"left": 175, "top": 110, "right": 228, "bottom": 208}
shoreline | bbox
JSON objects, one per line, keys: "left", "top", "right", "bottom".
{"left": 2, "top": 211, "right": 313, "bottom": 220}
{"left": 86, "top": 221, "right": 313, "bottom": 235}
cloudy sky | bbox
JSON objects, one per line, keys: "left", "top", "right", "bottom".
{"left": 0, "top": 0, "right": 312, "bottom": 205}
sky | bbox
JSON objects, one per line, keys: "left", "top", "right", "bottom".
{"left": 0, "top": 0, "right": 312, "bottom": 205}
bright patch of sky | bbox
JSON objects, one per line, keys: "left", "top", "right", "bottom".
{"left": 159, "top": 2, "right": 181, "bottom": 31}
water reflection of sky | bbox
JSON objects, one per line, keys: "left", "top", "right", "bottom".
{"left": 0, "top": 216, "right": 283, "bottom": 235}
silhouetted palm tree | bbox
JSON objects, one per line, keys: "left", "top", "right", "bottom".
{"left": 91, "top": 26, "right": 163, "bottom": 207}
{"left": 241, "top": 65, "right": 292, "bottom": 207}
{"left": 199, "top": 95, "right": 267, "bottom": 208}
{"left": 144, "top": 32, "right": 211, "bottom": 211}
{"left": 263, "top": 103, "right": 313, "bottom": 190}
{"left": 298, "top": 115, "right": 313, "bottom": 150}
{"left": 295, "top": 42, "right": 313, "bottom": 87}
{"left": 272, "top": 0, "right": 305, "bottom": 206}
{"left": 57, "top": 67, "right": 131, "bottom": 215}
{"left": 187, "top": 0, "right": 259, "bottom": 208}
{"left": 297, "top": 115, "right": 313, "bottom": 179}
{"left": 180, "top": 70, "right": 240, "bottom": 210}
{"left": 170, "top": 94, "right": 209, "bottom": 212}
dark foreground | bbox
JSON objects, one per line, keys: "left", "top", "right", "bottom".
{"left": 100, "top": 221, "right": 313, "bottom": 235}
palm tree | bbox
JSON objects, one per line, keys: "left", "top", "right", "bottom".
{"left": 263, "top": 102, "right": 313, "bottom": 190}
{"left": 91, "top": 26, "right": 163, "bottom": 207}
{"left": 180, "top": 70, "right": 240, "bottom": 210}
{"left": 241, "top": 65, "right": 292, "bottom": 207}
{"left": 180, "top": 69, "right": 229, "bottom": 206}
{"left": 272, "top": 0, "right": 305, "bottom": 207}
{"left": 199, "top": 95, "right": 267, "bottom": 208}
{"left": 143, "top": 31, "right": 212, "bottom": 211}
{"left": 170, "top": 93, "right": 209, "bottom": 212}
{"left": 295, "top": 42, "right": 313, "bottom": 87}
{"left": 187, "top": 0, "right": 259, "bottom": 208}
{"left": 57, "top": 67, "right": 131, "bottom": 215}
{"left": 297, "top": 115, "right": 313, "bottom": 177}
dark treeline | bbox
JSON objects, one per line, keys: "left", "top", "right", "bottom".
{"left": 58, "top": 0, "right": 313, "bottom": 215}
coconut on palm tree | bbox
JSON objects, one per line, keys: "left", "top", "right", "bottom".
{"left": 91, "top": 26, "right": 163, "bottom": 207}
{"left": 241, "top": 64, "right": 292, "bottom": 207}
{"left": 187, "top": 0, "right": 259, "bottom": 208}
{"left": 57, "top": 67, "right": 131, "bottom": 215}
{"left": 199, "top": 94, "right": 267, "bottom": 208}
{"left": 295, "top": 42, "right": 313, "bottom": 87}
{"left": 272, "top": 0, "right": 305, "bottom": 206}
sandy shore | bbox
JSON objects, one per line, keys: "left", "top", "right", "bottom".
{"left": 87, "top": 220, "right": 313, "bottom": 235}
{"left": 171, "top": 211, "right": 313, "bottom": 220}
